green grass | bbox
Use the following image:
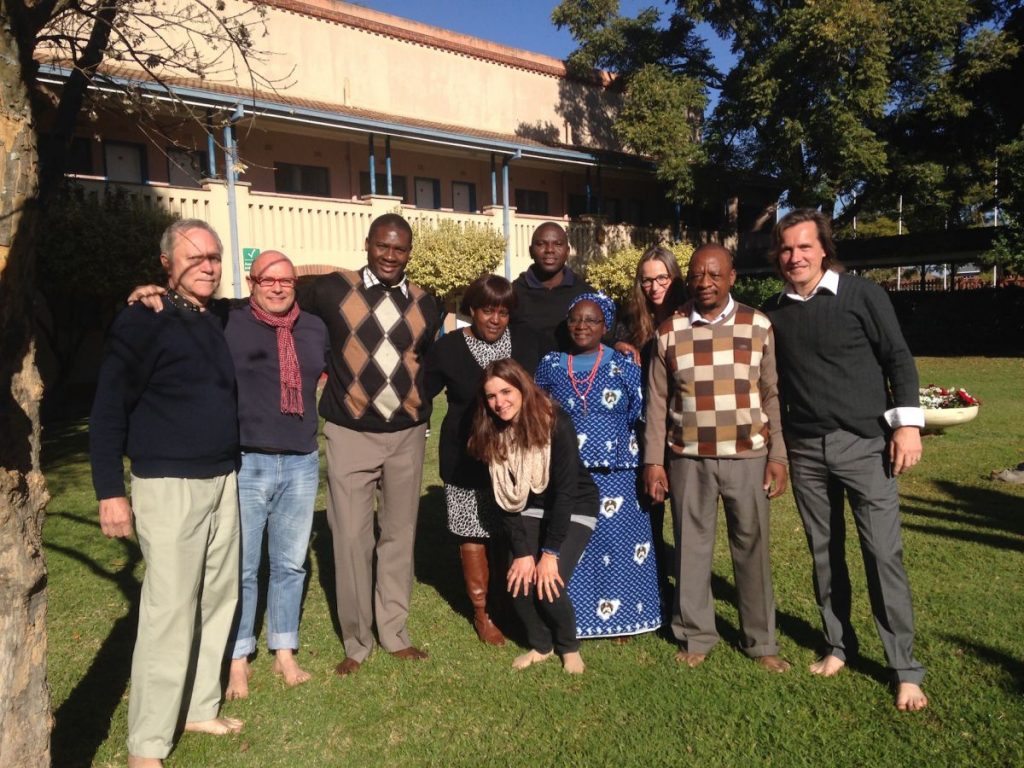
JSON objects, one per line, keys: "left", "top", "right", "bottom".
{"left": 43, "top": 357, "right": 1024, "bottom": 767}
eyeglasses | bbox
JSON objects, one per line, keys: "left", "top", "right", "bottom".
{"left": 252, "top": 276, "right": 296, "bottom": 289}
{"left": 567, "top": 316, "right": 604, "bottom": 327}
{"left": 640, "top": 275, "right": 672, "bottom": 288}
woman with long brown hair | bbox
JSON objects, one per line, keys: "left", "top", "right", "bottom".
{"left": 468, "top": 359, "right": 597, "bottom": 674}
{"left": 424, "top": 275, "right": 539, "bottom": 646}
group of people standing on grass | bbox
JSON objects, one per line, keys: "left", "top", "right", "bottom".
{"left": 90, "top": 210, "right": 928, "bottom": 767}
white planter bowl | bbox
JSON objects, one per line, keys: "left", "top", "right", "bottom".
{"left": 922, "top": 405, "right": 979, "bottom": 429}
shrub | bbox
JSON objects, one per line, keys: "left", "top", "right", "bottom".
{"left": 405, "top": 220, "right": 506, "bottom": 303}
{"left": 585, "top": 241, "right": 694, "bottom": 303}
{"left": 732, "top": 276, "right": 784, "bottom": 309}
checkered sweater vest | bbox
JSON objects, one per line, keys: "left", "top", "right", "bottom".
{"left": 647, "top": 301, "right": 785, "bottom": 461}
{"left": 315, "top": 269, "right": 438, "bottom": 432}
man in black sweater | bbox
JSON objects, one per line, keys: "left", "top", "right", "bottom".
{"left": 90, "top": 220, "right": 242, "bottom": 767}
{"left": 764, "top": 209, "right": 928, "bottom": 712}
{"left": 510, "top": 221, "right": 594, "bottom": 355}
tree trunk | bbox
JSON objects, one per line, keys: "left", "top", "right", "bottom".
{"left": 0, "top": 20, "right": 52, "bottom": 768}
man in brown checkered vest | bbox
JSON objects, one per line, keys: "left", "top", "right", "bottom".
{"left": 643, "top": 243, "right": 790, "bottom": 672}
{"left": 299, "top": 213, "right": 439, "bottom": 676}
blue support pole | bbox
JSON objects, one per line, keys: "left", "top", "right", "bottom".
{"left": 502, "top": 155, "right": 512, "bottom": 280}
{"left": 585, "top": 167, "right": 592, "bottom": 214}
{"left": 491, "top": 154, "right": 498, "bottom": 207}
{"left": 206, "top": 109, "right": 217, "bottom": 177}
{"left": 368, "top": 134, "right": 376, "bottom": 195}
{"left": 223, "top": 104, "right": 244, "bottom": 298}
{"left": 385, "top": 136, "right": 393, "bottom": 196}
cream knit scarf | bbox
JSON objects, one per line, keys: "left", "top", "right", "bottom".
{"left": 489, "top": 432, "right": 551, "bottom": 513}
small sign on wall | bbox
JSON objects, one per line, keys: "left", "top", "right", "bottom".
{"left": 242, "top": 248, "right": 260, "bottom": 271}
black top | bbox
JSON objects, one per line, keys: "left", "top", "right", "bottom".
{"left": 510, "top": 266, "right": 594, "bottom": 356}
{"left": 764, "top": 273, "right": 920, "bottom": 439}
{"left": 501, "top": 409, "right": 599, "bottom": 558}
{"left": 424, "top": 328, "right": 541, "bottom": 486}
{"left": 225, "top": 305, "right": 328, "bottom": 454}
{"left": 90, "top": 300, "right": 238, "bottom": 500}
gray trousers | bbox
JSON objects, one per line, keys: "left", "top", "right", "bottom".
{"left": 787, "top": 429, "right": 925, "bottom": 684}
{"left": 324, "top": 421, "right": 427, "bottom": 663}
{"left": 667, "top": 455, "right": 779, "bottom": 657}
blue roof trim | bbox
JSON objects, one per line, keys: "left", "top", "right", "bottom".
{"left": 38, "top": 63, "right": 637, "bottom": 167}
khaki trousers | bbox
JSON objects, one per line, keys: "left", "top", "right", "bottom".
{"left": 127, "top": 473, "right": 239, "bottom": 759}
{"left": 324, "top": 422, "right": 427, "bottom": 662}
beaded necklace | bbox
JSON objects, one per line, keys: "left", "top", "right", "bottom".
{"left": 567, "top": 345, "right": 604, "bottom": 416}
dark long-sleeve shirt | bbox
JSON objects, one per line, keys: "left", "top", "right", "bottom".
{"left": 764, "top": 273, "right": 919, "bottom": 439}
{"left": 500, "top": 410, "right": 598, "bottom": 558}
{"left": 89, "top": 300, "right": 238, "bottom": 500}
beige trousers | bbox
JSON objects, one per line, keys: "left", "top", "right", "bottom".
{"left": 127, "top": 473, "right": 239, "bottom": 759}
{"left": 324, "top": 422, "right": 427, "bottom": 662}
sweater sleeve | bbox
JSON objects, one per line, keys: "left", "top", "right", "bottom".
{"left": 89, "top": 307, "right": 160, "bottom": 499}
{"left": 643, "top": 330, "right": 670, "bottom": 463}
{"left": 860, "top": 281, "right": 920, "bottom": 409}
{"left": 502, "top": 513, "right": 532, "bottom": 559}
{"left": 539, "top": 411, "right": 581, "bottom": 553}
{"left": 423, "top": 332, "right": 450, "bottom": 401}
{"left": 758, "top": 326, "right": 788, "bottom": 465}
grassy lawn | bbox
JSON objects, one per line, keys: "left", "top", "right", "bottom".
{"left": 43, "top": 356, "right": 1024, "bottom": 767}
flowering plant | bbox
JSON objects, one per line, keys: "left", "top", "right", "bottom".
{"left": 919, "top": 385, "right": 980, "bottom": 409}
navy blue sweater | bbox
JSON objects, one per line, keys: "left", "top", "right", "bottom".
{"left": 90, "top": 300, "right": 238, "bottom": 499}
{"left": 764, "top": 273, "right": 919, "bottom": 439}
{"left": 226, "top": 305, "right": 327, "bottom": 454}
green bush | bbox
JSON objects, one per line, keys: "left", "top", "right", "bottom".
{"left": 732, "top": 275, "right": 785, "bottom": 309}
{"left": 585, "top": 241, "right": 694, "bottom": 303}
{"left": 37, "top": 186, "right": 176, "bottom": 299}
{"left": 406, "top": 220, "right": 505, "bottom": 302}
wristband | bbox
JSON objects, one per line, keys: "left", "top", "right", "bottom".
{"left": 540, "top": 548, "right": 560, "bottom": 559}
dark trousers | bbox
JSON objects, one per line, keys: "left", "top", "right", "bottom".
{"left": 510, "top": 518, "right": 592, "bottom": 655}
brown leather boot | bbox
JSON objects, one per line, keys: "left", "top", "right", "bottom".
{"left": 460, "top": 541, "right": 506, "bottom": 646}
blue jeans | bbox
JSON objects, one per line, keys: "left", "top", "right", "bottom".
{"left": 232, "top": 450, "right": 318, "bottom": 657}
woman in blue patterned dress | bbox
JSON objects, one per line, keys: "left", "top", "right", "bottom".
{"left": 535, "top": 292, "right": 662, "bottom": 639}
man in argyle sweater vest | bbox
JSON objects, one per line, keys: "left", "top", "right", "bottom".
{"left": 644, "top": 244, "right": 790, "bottom": 673}
{"left": 299, "top": 214, "right": 439, "bottom": 675}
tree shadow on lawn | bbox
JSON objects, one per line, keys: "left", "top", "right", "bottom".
{"left": 902, "top": 480, "right": 1024, "bottom": 551}
{"left": 48, "top": 513, "right": 141, "bottom": 768}
{"left": 942, "top": 634, "right": 1024, "bottom": 694}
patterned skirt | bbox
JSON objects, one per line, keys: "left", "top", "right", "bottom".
{"left": 444, "top": 483, "right": 499, "bottom": 539}
{"left": 568, "top": 467, "right": 663, "bottom": 638}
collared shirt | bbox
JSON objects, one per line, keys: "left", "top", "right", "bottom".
{"left": 522, "top": 265, "right": 577, "bottom": 289}
{"left": 783, "top": 269, "right": 922, "bottom": 430}
{"left": 362, "top": 265, "right": 409, "bottom": 298}
{"left": 689, "top": 295, "right": 735, "bottom": 326}
{"left": 783, "top": 268, "right": 840, "bottom": 302}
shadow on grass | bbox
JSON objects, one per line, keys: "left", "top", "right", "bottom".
{"left": 942, "top": 634, "right": 1024, "bottom": 694}
{"left": 902, "top": 480, "right": 1024, "bottom": 551}
{"left": 48, "top": 514, "right": 141, "bottom": 768}
{"left": 309, "top": 510, "right": 342, "bottom": 641}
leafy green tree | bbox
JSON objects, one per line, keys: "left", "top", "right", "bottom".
{"left": 585, "top": 241, "right": 694, "bottom": 302}
{"left": 404, "top": 221, "right": 505, "bottom": 304}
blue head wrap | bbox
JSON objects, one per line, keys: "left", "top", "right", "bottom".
{"left": 568, "top": 291, "right": 615, "bottom": 330}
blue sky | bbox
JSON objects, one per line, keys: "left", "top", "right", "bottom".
{"left": 356, "top": 0, "right": 734, "bottom": 108}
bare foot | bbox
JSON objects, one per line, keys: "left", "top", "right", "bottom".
{"left": 756, "top": 655, "right": 792, "bottom": 673}
{"left": 127, "top": 757, "right": 163, "bottom": 768}
{"left": 272, "top": 649, "right": 312, "bottom": 687}
{"left": 896, "top": 682, "right": 929, "bottom": 712}
{"left": 674, "top": 650, "right": 706, "bottom": 668}
{"left": 184, "top": 717, "right": 244, "bottom": 735}
{"left": 225, "top": 658, "right": 251, "bottom": 700}
{"left": 512, "top": 649, "right": 553, "bottom": 670}
{"left": 561, "top": 651, "right": 585, "bottom": 675}
{"left": 809, "top": 654, "right": 846, "bottom": 677}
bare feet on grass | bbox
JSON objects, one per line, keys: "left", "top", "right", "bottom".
{"left": 225, "top": 658, "right": 252, "bottom": 700}
{"left": 674, "top": 650, "right": 706, "bottom": 668}
{"left": 272, "top": 649, "right": 312, "bottom": 687}
{"left": 809, "top": 654, "right": 846, "bottom": 676}
{"left": 896, "top": 682, "right": 929, "bottom": 712}
{"left": 184, "top": 717, "right": 244, "bottom": 735}
{"left": 127, "top": 757, "right": 163, "bottom": 767}
{"left": 512, "top": 649, "right": 553, "bottom": 670}
{"left": 561, "top": 651, "right": 585, "bottom": 675}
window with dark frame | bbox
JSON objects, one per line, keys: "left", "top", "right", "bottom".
{"left": 103, "top": 141, "right": 147, "bottom": 184}
{"left": 275, "top": 162, "right": 330, "bottom": 197}
{"left": 359, "top": 171, "right": 408, "bottom": 201}
{"left": 515, "top": 189, "right": 549, "bottom": 215}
